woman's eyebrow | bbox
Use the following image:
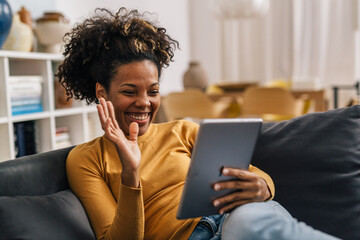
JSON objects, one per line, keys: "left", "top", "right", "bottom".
{"left": 119, "top": 83, "right": 160, "bottom": 87}
{"left": 151, "top": 82, "right": 160, "bottom": 87}
{"left": 119, "top": 83, "right": 136, "bottom": 87}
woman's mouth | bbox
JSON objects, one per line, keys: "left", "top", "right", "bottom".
{"left": 126, "top": 112, "right": 150, "bottom": 122}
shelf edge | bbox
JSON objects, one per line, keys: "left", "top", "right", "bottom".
{"left": 0, "top": 50, "right": 63, "bottom": 61}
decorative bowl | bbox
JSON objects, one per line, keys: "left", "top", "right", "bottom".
{"left": 34, "top": 12, "right": 71, "bottom": 53}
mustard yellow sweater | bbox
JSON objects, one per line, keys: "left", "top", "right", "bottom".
{"left": 66, "top": 120, "right": 275, "bottom": 240}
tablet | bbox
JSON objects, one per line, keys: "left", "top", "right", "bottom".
{"left": 176, "top": 118, "right": 262, "bottom": 219}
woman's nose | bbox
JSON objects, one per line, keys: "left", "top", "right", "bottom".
{"left": 135, "top": 94, "right": 151, "bottom": 107}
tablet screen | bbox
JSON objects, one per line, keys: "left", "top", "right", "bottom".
{"left": 177, "top": 118, "right": 262, "bottom": 219}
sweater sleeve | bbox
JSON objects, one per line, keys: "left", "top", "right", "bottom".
{"left": 66, "top": 144, "right": 144, "bottom": 240}
{"left": 105, "top": 184, "right": 144, "bottom": 240}
{"left": 248, "top": 164, "right": 275, "bottom": 200}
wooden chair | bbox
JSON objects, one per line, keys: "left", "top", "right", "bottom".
{"left": 240, "top": 87, "right": 309, "bottom": 121}
{"left": 162, "top": 89, "right": 239, "bottom": 121}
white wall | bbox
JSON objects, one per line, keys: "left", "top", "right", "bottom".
{"left": 55, "top": 0, "right": 190, "bottom": 95}
{"left": 8, "top": 0, "right": 55, "bottom": 19}
{"left": 188, "top": 0, "right": 221, "bottom": 84}
{"left": 8, "top": 0, "right": 190, "bottom": 95}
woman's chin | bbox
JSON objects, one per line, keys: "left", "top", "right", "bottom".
{"left": 137, "top": 122, "right": 150, "bottom": 136}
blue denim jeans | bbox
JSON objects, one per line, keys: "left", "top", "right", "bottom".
{"left": 188, "top": 214, "right": 227, "bottom": 240}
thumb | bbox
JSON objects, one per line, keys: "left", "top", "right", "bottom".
{"left": 129, "top": 122, "right": 139, "bottom": 142}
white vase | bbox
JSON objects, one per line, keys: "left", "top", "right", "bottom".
{"left": 183, "top": 61, "right": 208, "bottom": 90}
{"left": 2, "top": 13, "right": 33, "bottom": 52}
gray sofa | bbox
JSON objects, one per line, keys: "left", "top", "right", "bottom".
{"left": 1, "top": 105, "right": 360, "bottom": 240}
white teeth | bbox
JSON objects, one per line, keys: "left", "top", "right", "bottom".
{"left": 128, "top": 113, "right": 149, "bottom": 120}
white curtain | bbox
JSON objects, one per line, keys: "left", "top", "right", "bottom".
{"left": 292, "top": 0, "right": 355, "bottom": 89}
{"left": 220, "top": 12, "right": 265, "bottom": 83}
{"left": 211, "top": 0, "right": 357, "bottom": 89}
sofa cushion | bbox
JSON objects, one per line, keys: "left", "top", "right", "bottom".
{"left": 0, "top": 189, "right": 95, "bottom": 240}
{"left": 251, "top": 105, "right": 360, "bottom": 240}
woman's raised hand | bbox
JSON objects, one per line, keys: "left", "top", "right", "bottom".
{"left": 97, "top": 97, "right": 141, "bottom": 188}
{"left": 212, "top": 168, "right": 271, "bottom": 214}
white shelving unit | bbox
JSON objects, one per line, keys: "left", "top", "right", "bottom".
{"left": 0, "top": 50, "right": 103, "bottom": 162}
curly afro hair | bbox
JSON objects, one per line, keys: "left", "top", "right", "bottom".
{"left": 56, "top": 7, "right": 179, "bottom": 104}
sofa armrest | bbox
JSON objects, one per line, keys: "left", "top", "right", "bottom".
{"left": 0, "top": 146, "right": 74, "bottom": 197}
{"left": 0, "top": 146, "right": 96, "bottom": 240}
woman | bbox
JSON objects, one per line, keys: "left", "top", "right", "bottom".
{"left": 58, "top": 8, "right": 339, "bottom": 240}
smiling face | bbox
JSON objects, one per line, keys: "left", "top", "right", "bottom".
{"left": 96, "top": 60, "right": 160, "bottom": 136}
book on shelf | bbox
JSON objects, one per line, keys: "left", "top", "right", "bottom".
{"left": 12, "top": 103, "right": 43, "bottom": 116}
{"left": 8, "top": 76, "right": 44, "bottom": 83}
{"left": 9, "top": 76, "right": 44, "bottom": 115}
{"left": 10, "top": 96, "right": 42, "bottom": 107}
{"left": 55, "top": 126, "right": 72, "bottom": 149}
{"left": 14, "top": 120, "right": 39, "bottom": 158}
{"left": 8, "top": 82, "right": 42, "bottom": 96}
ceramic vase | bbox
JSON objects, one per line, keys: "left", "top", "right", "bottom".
{"left": 34, "top": 12, "right": 72, "bottom": 53}
{"left": 55, "top": 80, "right": 73, "bottom": 109}
{"left": 18, "top": 6, "right": 33, "bottom": 28}
{"left": 0, "top": 0, "right": 13, "bottom": 48}
{"left": 183, "top": 61, "right": 208, "bottom": 90}
{"left": 2, "top": 13, "right": 33, "bottom": 52}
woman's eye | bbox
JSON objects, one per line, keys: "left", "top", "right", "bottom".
{"left": 149, "top": 90, "right": 159, "bottom": 95}
{"left": 122, "top": 91, "right": 135, "bottom": 95}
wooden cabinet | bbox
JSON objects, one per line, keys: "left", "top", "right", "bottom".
{"left": 0, "top": 50, "right": 102, "bottom": 161}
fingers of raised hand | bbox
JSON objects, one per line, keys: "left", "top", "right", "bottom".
{"left": 107, "top": 100, "right": 119, "bottom": 129}
{"left": 97, "top": 98, "right": 120, "bottom": 131}
{"left": 99, "top": 97, "right": 110, "bottom": 119}
{"left": 104, "top": 117, "right": 125, "bottom": 144}
{"left": 104, "top": 117, "right": 116, "bottom": 135}
{"left": 97, "top": 105, "right": 106, "bottom": 129}
{"left": 97, "top": 98, "right": 109, "bottom": 128}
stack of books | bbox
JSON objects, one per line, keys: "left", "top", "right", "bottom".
{"left": 9, "top": 76, "right": 43, "bottom": 116}
{"left": 14, "top": 121, "right": 39, "bottom": 157}
{"left": 55, "top": 126, "right": 72, "bottom": 149}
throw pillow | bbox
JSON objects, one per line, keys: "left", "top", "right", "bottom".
{"left": 251, "top": 105, "right": 360, "bottom": 240}
{"left": 0, "top": 189, "right": 95, "bottom": 240}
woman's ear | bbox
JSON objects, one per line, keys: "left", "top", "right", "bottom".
{"left": 96, "top": 83, "right": 108, "bottom": 100}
